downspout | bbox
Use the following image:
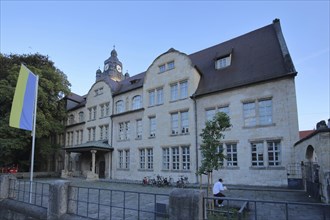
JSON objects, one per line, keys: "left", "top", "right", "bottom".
{"left": 192, "top": 93, "right": 199, "bottom": 184}
{"left": 110, "top": 95, "right": 114, "bottom": 179}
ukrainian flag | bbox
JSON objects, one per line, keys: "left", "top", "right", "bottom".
{"left": 9, "top": 64, "right": 38, "bottom": 131}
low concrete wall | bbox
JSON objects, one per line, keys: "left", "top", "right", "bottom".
{"left": 13, "top": 172, "right": 60, "bottom": 179}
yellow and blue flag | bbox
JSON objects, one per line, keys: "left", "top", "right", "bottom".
{"left": 9, "top": 64, "right": 38, "bottom": 131}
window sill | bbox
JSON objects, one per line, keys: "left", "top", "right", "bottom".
{"left": 223, "top": 166, "right": 240, "bottom": 170}
{"left": 249, "top": 166, "right": 285, "bottom": 170}
{"left": 117, "top": 168, "right": 130, "bottom": 171}
{"left": 169, "top": 97, "right": 188, "bottom": 103}
{"left": 243, "top": 123, "right": 276, "bottom": 129}
{"left": 170, "top": 132, "right": 190, "bottom": 137}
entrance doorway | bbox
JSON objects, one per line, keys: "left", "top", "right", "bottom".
{"left": 99, "top": 161, "right": 105, "bottom": 178}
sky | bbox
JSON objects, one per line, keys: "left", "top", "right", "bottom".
{"left": 1, "top": 1, "right": 329, "bottom": 131}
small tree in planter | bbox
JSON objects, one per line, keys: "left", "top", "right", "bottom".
{"left": 197, "top": 112, "right": 231, "bottom": 208}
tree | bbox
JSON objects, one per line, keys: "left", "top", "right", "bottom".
{"left": 0, "top": 53, "right": 71, "bottom": 171}
{"left": 198, "top": 112, "right": 231, "bottom": 207}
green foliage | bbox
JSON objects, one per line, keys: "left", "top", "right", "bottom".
{"left": 0, "top": 53, "right": 71, "bottom": 170}
{"left": 198, "top": 112, "right": 231, "bottom": 175}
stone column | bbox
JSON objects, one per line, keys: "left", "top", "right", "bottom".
{"left": 47, "top": 180, "right": 70, "bottom": 219}
{"left": 91, "top": 150, "right": 97, "bottom": 174}
{"left": 0, "top": 175, "right": 10, "bottom": 200}
{"left": 169, "top": 188, "right": 205, "bottom": 220}
{"left": 64, "top": 152, "right": 71, "bottom": 171}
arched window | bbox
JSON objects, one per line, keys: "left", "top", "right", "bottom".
{"left": 132, "top": 95, "right": 142, "bottom": 110}
{"left": 116, "top": 100, "right": 124, "bottom": 113}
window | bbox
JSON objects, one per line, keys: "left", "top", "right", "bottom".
{"left": 172, "top": 147, "right": 180, "bottom": 170}
{"left": 93, "top": 107, "right": 97, "bottom": 120}
{"left": 139, "top": 148, "right": 153, "bottom": 170}
{"left": 66, "top": 131, "right": 74, "bottom": 146}
{"left": 182, "top": 146, "right": 190, "bottom": 170}
{"left": 206, "top": 108, "right": 216, "bottom": 121}
{"left": 243, "top": 99, "right": 272, "bottom": 127}
{"left": 116, "top": 100, "right": 124, "bottom": 113}
{"left": 159, "top": 64, "right": 166, "bottom": 73}
{"left": 99, "top": 124, "right": 109, "bottom": 140}
{"left": 125, "top": 150, "right": 130, "bottom": 169}
{"left": 171, "top": 113, "right": 179, "bottom": 135}
{"left": 105, "top": 103, "right": 110, "bottom": 116}
{"left": 259, "top": 100, "right": 272, "bottom": 125}
{"left": 95, "top": 87, "right": 104, "bottom": 96}
{"left": 80, "top": 130, "right": 83, "bottom": 144}
{"left": 167, "top": 61, "right": 175, "bottom": 70}
{"left": 119, "top": 121, "right": 130, "bottom": 141}
{"left": 100, "top": 104, "right": 105, "bottom": 118}
{"left": 251, "top": 140, "right": 282, "bottom": 167}
{"left": 132, "top": 95, "right": 142, "bottom": 110}
{"left": 162, "top": 146, "right": 191, "bottom": 171}
{"left": 68, "top": 114, "right": 74, "bottom": 125}
{"left": 162, "top": 148, "right": 170, "bottom": 170}
{"left": 118, "top": 149, "right": 130, "bottom": 169}
{"left": 205, "top": 106, "right": 230, "bottom": 122}
{"left": 171, "top": 111, "right": 189, "bottom": 135}
{"left": 215, "top": 54, "right": 231, "bottom": 69}
{"left": 118, "top": 150, "right": 123, "bottom": 169}
{"left": 100, "top": 103, "right": 110, "bottom": 118}
{"left": 226, "top": 143, "right": 238, "bottom": 167}
{"left": 136, "top": 119, "right": 142, "bottom": 139}
{"left": 267, "top": 141, "right": 281, "bottom": 166}
{"left": 139, "top": 149, "right": 145, "bottom": 169}
{"left": 99, "top": 126, "right": 104, "bottom": 140}
{"left": 76, "top": 130, "right": 79, "bottom": 145}
{"left": 88, "top": 106, "right": 97, "bottom": 120}
{"left": 219, "top": 106, "right": 229, "bottom": 115}
{"left": 88, "top": 108, "right": 92, "bottom": 120}
{"left": 149, "top": 87, "right": 163, "bottom": 107}
{"left": 217, "top": 144, "right": 224, "bottom": 166}
{"left": 180, "top": 81, "right": 188, "bottom": 99}
{"left": 149, "top": 116, "right": 156, "bottom": 137}
{"left": 159, "top": 61, "right": 175, "bottom": 73}
{"left": 79, "top": 112, "right": 84, "bottom": 122}
{"left": 251, "top": 142, "right": 264, "bottom": 167}
{"left": 170, "top": 84, "right": 178, "bottom": 101}
{"left": 170, "top": 81, "right": 188, "bottom": 101}
{"left": 87, "top": 127, "right": 96, "bottom": 142}
{"left": 147, "top": 149, "right": 153, "bottom": 169}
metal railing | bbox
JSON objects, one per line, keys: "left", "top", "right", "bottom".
{"left": 8, "top": 179, "right": 49, "bottom": 208}
{"left": 204, "top": 196, "right": 330, "bottom": 220}
{"left": 67, "top": 185, "right": 170, "bottom": 219}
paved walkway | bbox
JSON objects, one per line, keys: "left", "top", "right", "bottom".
{"left": 35, "top": 178, "right": 330, "bottom": 220}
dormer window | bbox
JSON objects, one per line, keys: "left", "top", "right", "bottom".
{"left": 159, "top": 64, "right": 166, "bottom": 73}
{"left": 167, "top": 61, "right": 175, "bottom": 70}
{"left": 159, "top": 61, "right": 175, "bottom": 73}
{"left": 215, "top": 54, "right": 231, "bottom": 69}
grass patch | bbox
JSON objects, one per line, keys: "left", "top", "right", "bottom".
{"left": 207, "top": 206, "right": 240, "bottom": 220}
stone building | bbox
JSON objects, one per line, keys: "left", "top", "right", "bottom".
{"left": 294, "top": 120, "right": 330, "bottom": 203}
{"left": 61, "top": 19, "right": 299, "bottom": 187}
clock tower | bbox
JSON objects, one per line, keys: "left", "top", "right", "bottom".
{"left": 103, "top": 47, "right": 124, "bottom": 81}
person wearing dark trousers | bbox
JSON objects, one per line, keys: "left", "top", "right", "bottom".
{"left": 213, "top": 178, "right": 227, "bottom": 207}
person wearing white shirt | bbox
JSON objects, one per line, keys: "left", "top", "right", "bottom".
{"left": 213, "top": 178, "right": 227, "bottom": 207}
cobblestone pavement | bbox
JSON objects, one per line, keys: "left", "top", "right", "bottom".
{"left": 34, "top": 178, "right": 329, "bottom": 220}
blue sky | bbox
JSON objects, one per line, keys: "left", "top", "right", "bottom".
{"left": 1, "top": 1, "right": 329, "bottom": 131}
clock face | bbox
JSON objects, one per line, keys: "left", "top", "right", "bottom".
{"left": 116, "top": 65, "right": 122, "bottom": 73}
{"left": 104, "top": 64, "right": 109, "bottom": 71}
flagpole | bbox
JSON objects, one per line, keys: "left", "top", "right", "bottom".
{"left": 29, "top": 74, "right": 39, "bottom": 203}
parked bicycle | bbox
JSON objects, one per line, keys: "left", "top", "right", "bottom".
{"left": 142, "top": 176, "right": 156, "bottom": 186}
{"left": 176, "top": 176, "right": 189, "bottom": 188}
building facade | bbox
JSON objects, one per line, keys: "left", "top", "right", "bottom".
{"left": 61, "top": 19, "right": 300, "bottom": 187}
